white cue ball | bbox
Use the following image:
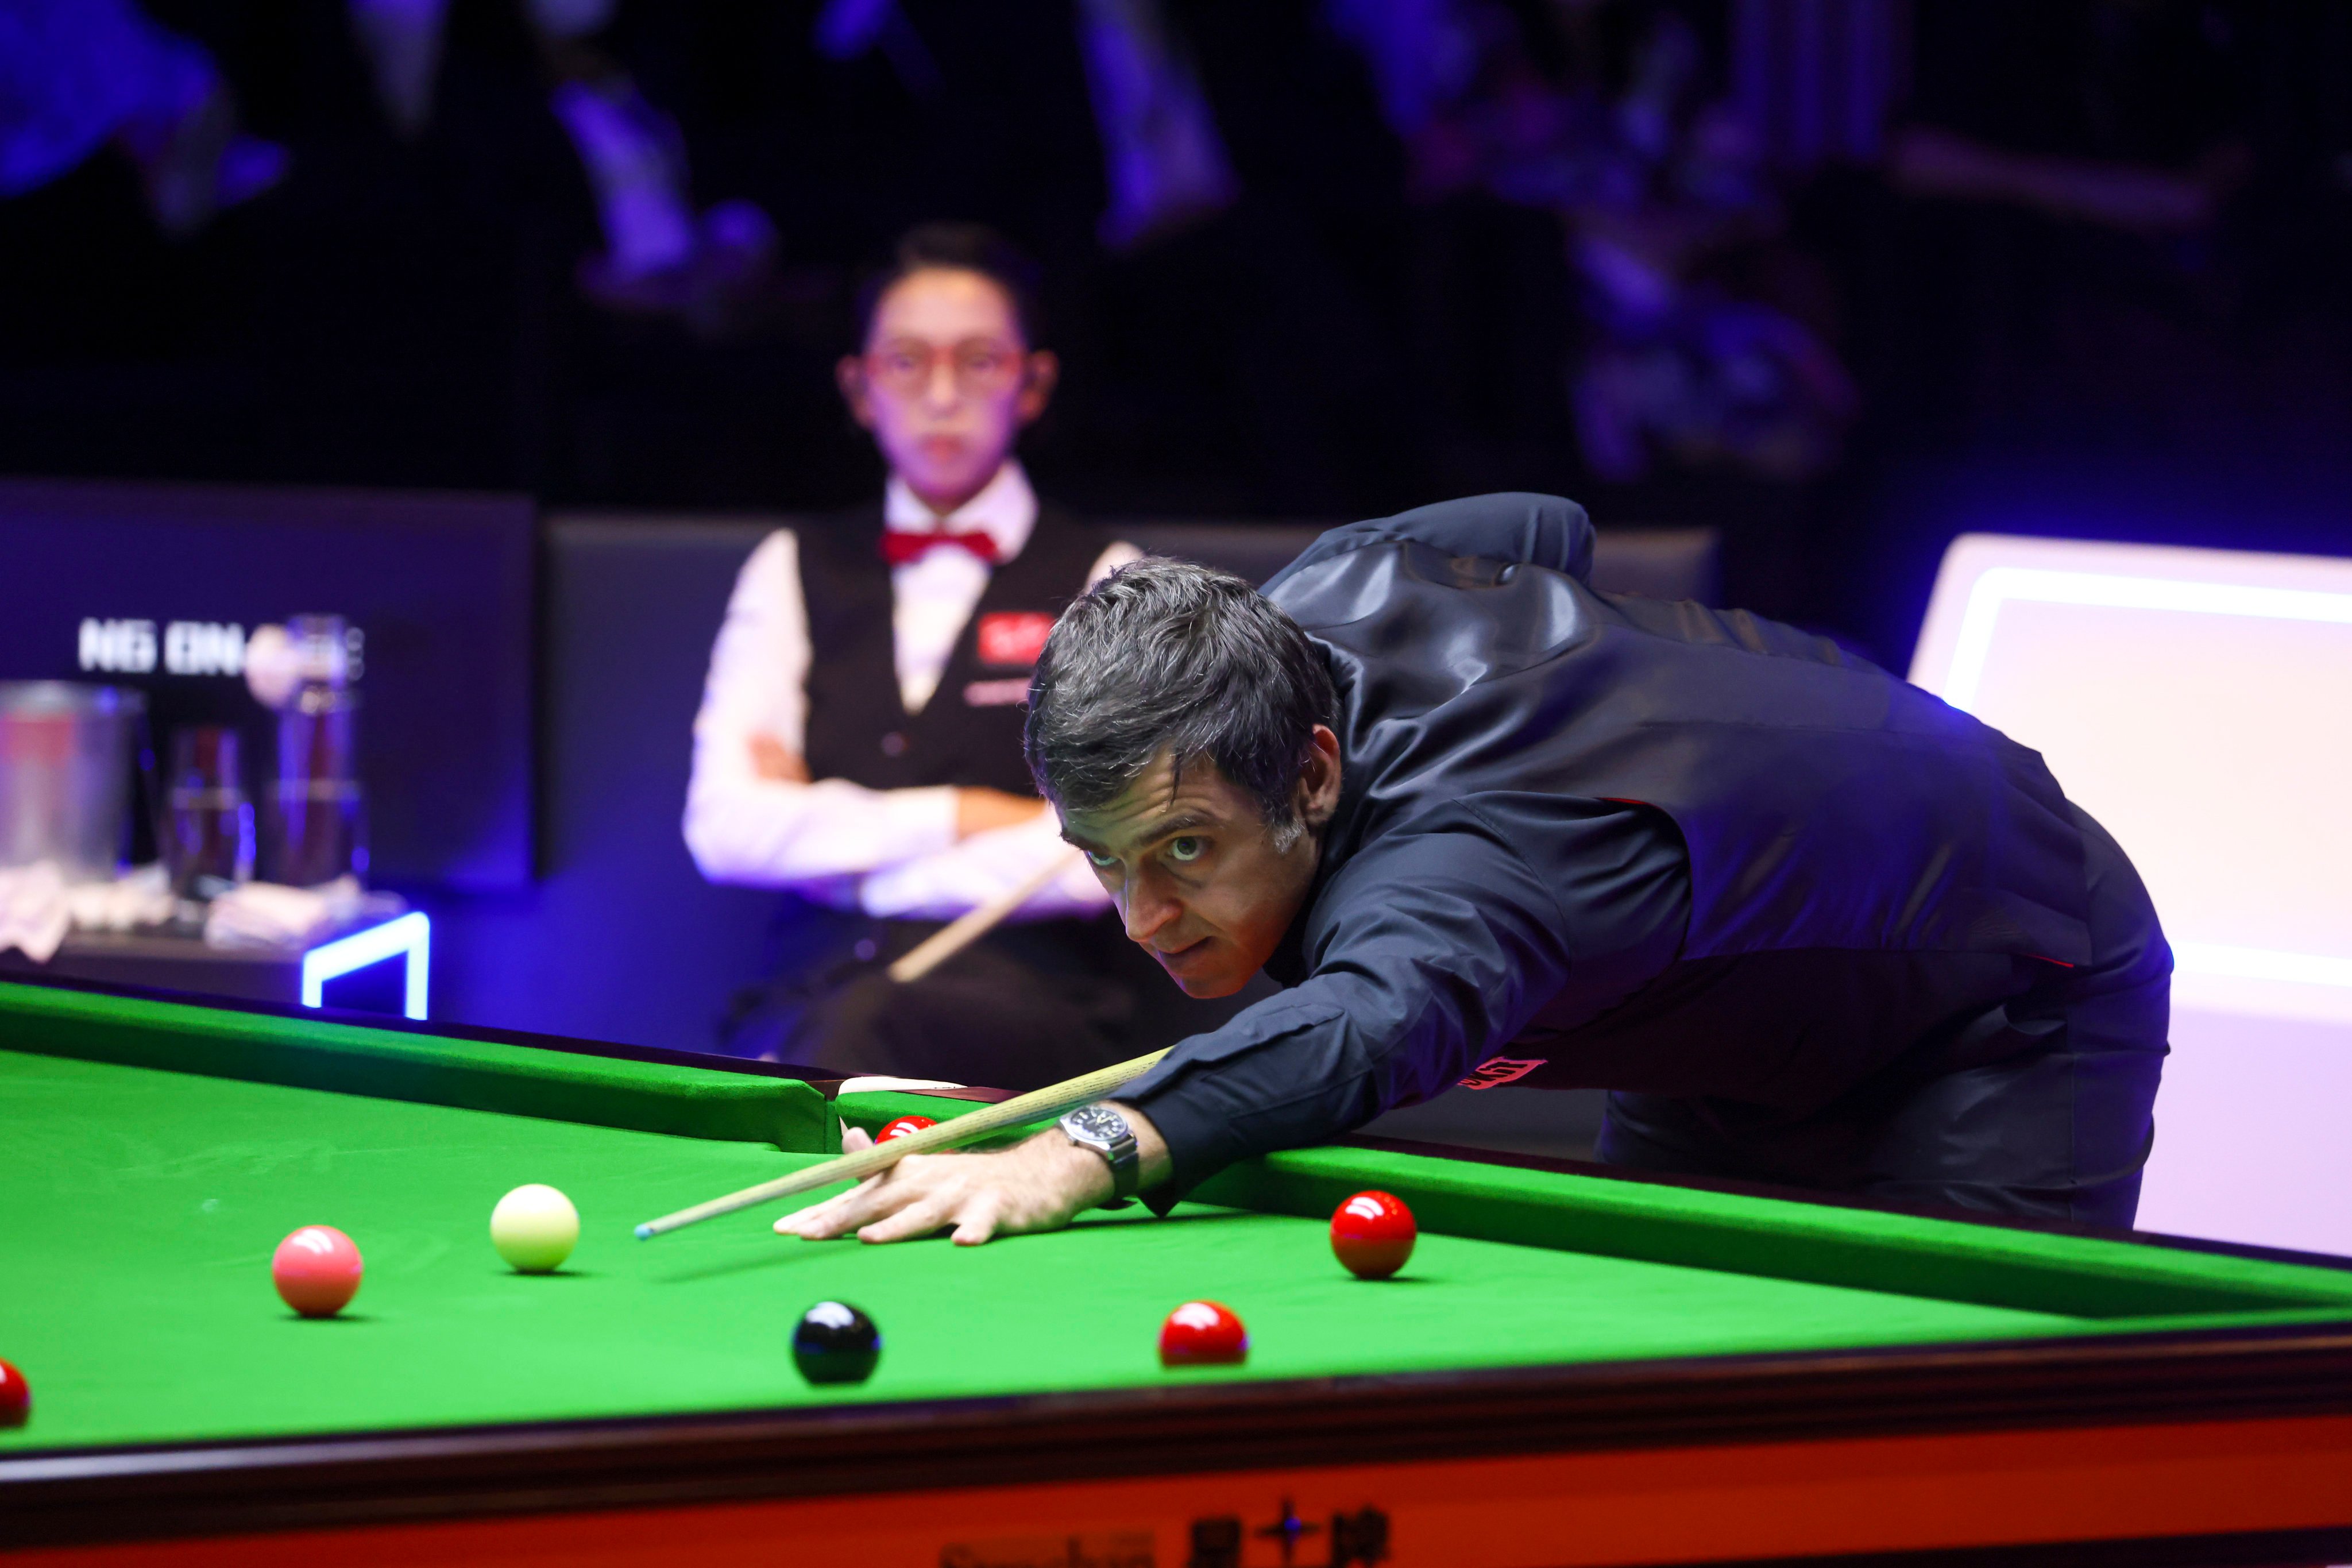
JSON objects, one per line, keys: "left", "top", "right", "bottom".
{"left": 491, "top": 1183, "right": 580, "bottom": 1273}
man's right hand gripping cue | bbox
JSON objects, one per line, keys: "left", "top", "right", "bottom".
{"left": 774, "top": 1105, "right": 1172, "bottom": 1246}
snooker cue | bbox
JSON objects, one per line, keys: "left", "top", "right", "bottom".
{"left": 886, "top": 848, "right": 1085, "bottom": 983}
{"left": 634, "top": 1045, "right": 1170, "bottom": 1239}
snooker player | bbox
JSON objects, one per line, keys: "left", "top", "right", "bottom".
{"left": 774, "top": 492, "right": 2170, "bottom": 1246}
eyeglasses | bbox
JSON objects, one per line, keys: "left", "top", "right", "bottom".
{"left": 863, "top": 337, "right": 1027, "bottom": 396}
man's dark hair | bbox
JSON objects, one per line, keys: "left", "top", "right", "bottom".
{"left": 854, "top": 221, "right": 1044, "bottom": 347}
{"left": 1025, "top": 558, "right": 1338, "bottom": 846}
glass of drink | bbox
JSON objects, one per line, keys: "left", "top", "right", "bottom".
{"left": 264, "top": 616, "right": 368, "bottom": 888}
{"left": 164, "top": 725, "right": 253, "bottom": 899}
{"left": 0, "top": 682, "right": 145, "bottom": 882}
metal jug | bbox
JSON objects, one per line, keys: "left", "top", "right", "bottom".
{"left": 0, "top": 682, "right": 145, "bottom": 883}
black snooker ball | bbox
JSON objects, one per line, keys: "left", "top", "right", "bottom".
{"left": 792, "top": 1300, "right": 881, "bottom": 1385}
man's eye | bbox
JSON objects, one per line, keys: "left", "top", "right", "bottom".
{"left": 1167, "top": 837, "right": 1204, "bottom": 863}
{"left": 1085, "top": 851, "right": 1119, "bottom": 869}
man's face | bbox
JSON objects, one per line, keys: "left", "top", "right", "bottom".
{"left": 837, "top": 267, "right": 1057, "bottom": 513}
{"left": 1057, "top": 729, "right": 1342, "bottom": 998}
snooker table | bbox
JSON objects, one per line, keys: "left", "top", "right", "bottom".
{"left": 3, "top": 979, "right": 2351, "bottom": 1567}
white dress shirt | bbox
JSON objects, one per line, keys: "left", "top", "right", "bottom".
{"left": 683, "top": 461, "right": 1140, "bottom": 920}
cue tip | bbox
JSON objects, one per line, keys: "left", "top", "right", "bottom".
{"left": 634, "top": 1223, "right": 654, "bottom": 1240}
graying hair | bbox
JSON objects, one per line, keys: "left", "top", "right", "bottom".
{"left": 1024, "top": 557, "right": 1337, "bottom": 847}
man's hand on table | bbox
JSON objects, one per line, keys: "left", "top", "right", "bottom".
{"left": 775, "top": 1103, "right": 1171, "bottom": 1246}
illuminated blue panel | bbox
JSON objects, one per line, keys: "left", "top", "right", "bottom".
{"left": 2170, "top": 941, "right": 2352, "bottom": 991}
{"left": 300, "top": 911, "right": 431, "bottom": 1020}
{"left": 1942, "top": 566, "right": 2352, "bottom": 713}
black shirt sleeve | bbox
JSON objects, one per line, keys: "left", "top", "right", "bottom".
{"left": 1119, "top": 794, "right": 1686, "bottom": 1204}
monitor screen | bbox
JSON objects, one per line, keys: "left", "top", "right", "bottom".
{"left": 0, "top": 478, "right": 534, "bottom": 890}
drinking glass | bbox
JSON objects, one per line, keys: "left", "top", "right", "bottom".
{"left": 264, "top": 615, "right": 367, "bottom": 888}
{"left": 0, "top": 682, "right": 144, "bottom": 882}
{"left": 164, "top": 725, "right": 253, "bottom": 899}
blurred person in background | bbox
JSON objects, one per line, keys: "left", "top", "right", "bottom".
{"left": 1876, "top": 0, "right": 2253, "bottom": 439}
{"left": 343, "top": 0, "right": 1233, "bottom": 327}
{"left": 1329, "top": 0, "right": 1855, "bottom": 486}
{"left": 687, "top": 222, "right": 1187, "bottom": 1088}
{"left": 345, "top": 0, "right": 777, "bottom": 326}
{"left": 814, "top": 0, "right": 1236, "bottom": 253}
{"left": 0, "top": 0, "right": 285, "bottom": 237}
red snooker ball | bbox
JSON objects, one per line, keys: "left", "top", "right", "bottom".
{"left": 1158, "top": 1300, "right": 1248, "bottom": 1367}
{"left": 272, "top": 1225, "right": 364, "bottom": 1318}
{"left": 876, "top": 1115, "right": 937, "bottom": 1143}
{"left": 1330, "top": 1189, "right": 1416, "bottom": 1280}
{"left": 0, "top": 1359, "right": 28, "bottom": 1427}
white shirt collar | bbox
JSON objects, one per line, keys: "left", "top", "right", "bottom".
{"left": 883, "top": 460, "right": 1037, "bottom": 565}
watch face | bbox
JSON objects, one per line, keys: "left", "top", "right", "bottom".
{"left": 1066, "top": 1104, "right": 1126, "bottom": 1142}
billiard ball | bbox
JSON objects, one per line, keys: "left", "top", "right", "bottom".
{"left": 491, "top": 1183, "right": 580, "bottom": 1273}
{"left": 0, "top": 1358, "right": 28, "bottom": 1427}
{"left": 1158, "top": 1300, "right": 1248, "bottom": 1366}
{"left": 272, "top": 1225, "right": 364, "bottom": 1318}
{"left": 876, "top": 1115, "right": 937, "bottom": 1143}
{"left": 793, "top": 1301, "right": 882, "bottom": 1385}
{"left": 1330, "top": 1190, "right": 1416, "bottom": 1280}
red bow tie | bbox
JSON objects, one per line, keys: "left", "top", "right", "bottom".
{"left": 880, "top": 528, "right": 1000, "bottom": 567}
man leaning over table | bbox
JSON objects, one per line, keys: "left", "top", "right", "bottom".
{"left": 772, "top": 492, "right": 2171, "bottom": 1246}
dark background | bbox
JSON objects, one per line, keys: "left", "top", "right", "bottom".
{"left": 6, "top": 0, "right": 2352, "bottom": 669}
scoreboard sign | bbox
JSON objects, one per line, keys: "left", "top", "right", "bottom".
{"left": 77, "top": 617, "right": 261, "bottom": 678}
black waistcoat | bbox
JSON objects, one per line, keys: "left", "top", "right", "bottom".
{"left": 800, "top": 502, "right": 1106, "bottom": 794}
{"left": 1275, "top": 535, "right": 2094, "bottom": 977}
{"left": 1265, "top": 504, "right": 2103, "bottom": 1107}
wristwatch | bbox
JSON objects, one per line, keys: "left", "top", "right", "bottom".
{"left": 1058, "top": 1103, "right": 1140, "bottom": 1201}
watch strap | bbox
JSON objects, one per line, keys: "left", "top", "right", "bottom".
{"left": 1106, "top": 1134, "right": 1139, "bottom": 1200}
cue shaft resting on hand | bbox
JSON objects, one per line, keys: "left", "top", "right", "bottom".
{"left": 634, "top": 1046, "right": 1171, "bottom": 1239}
{"left": 886, "top": 847, "right": 1085, "bottom": 984}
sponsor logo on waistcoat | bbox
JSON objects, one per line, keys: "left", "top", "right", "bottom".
{"left": 976, "top": 611, "right": 1054, "bottom": 669}
{"left": 1458, "top": 1056, "right": 1549, "bottom": 1090}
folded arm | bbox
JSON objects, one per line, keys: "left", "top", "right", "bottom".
{"left": 686, "top": 528, "right": 1045, "bottom": 891}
